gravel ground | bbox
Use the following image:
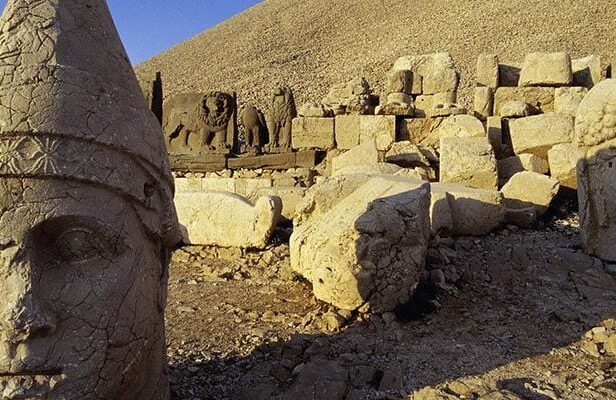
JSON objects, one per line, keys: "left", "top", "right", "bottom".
{"left": 164, "top": 207, "right": 616, "bottom": 399}
{"left": 136, "top": 0, "right": 614, "bottom": 111}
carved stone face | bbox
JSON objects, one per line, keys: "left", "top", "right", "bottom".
{"left": 0, "top": 178, "right": 167, "bottom": 399}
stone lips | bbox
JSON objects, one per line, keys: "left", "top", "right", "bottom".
{"left": 0, "top": 0, "right": 180, "bottom": 246}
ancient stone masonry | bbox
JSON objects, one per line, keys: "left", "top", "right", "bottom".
{"left": 473, "top": 52, "right": 608, "bottom": 195}
{"left": 0, "top": 0, "right": 180, "bottom": 399}
{"left": 164, "top": 91, "right": 238, "bottom": 155}
{"left": 155, "top": 50, "right": 616, "bottom": 310}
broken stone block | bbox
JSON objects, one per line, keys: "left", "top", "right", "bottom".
{"left": 385, "top": 141, "right": 432, "bottom": 168}
{"left": 294, "top": 174, "right": 374, "bottom": 225}
{"left": 548, "top": 143, "right": 578, "bottom": 190}
{"left": 176, "top": 192, "right": 282, "bottom": 248}
{"left": 290, "top": 176, "right": 430, "bottom": 312}
{"left": 499, "top": 62, "right": 523, "bottom": 87}
{"left": 497, "top": 154, "right": 549, "bottom": 185}
{"left": 392, "top": 53, "right": 457, "bottom": 94}
{"left": 500, "top": 100, "right": 532, "bottom": 118}
{"left": 386, "top": 69, "right": 413, "bottom": 94}
{"left": 554, "top": 87, "right": 589, "bottom": 118}
{"left": 399, "top": 117, "right": 446, "bottom": 143}
{"left": 331, "top": 139, "right": 380, "bottom": 174}
{"left": 494, "top": 87, "right": 555, "bottom": 115}
{"left": 376, "top": 92, "right": 415, "bottom": 116}
{"left": 426, "top": 114, "right": 485, "bottom": 148}
{"left": 440, "top": 137, "right": 498, "bottom": 190}
{"left": 519, "top": 52, "right": 573, "bottom": 87}
{"left": 431, "top": 183, "right": 505, "bottom": 236}
{"left": 477, "top": 54, "right": 499, "bottom": 89}
{"left": 575, "top": 80, "right": 616, "bottom": 261}
{"left": 508, "top": 113, "right": 574, "bottom": 159}
{"left": 323, "top": 77, "right": 376, "bottom": 115}
{"left": 415, "top": 92, "right": 457, "bottom": 118}
{"left": 572, "top": 55, "right": 603, "bottom": 89}
{"left": 335, "top": 114, "right": 360, "bottom": 150}
{"left": 423, "top": 68, "right": 459, "bottom": 95}
{"left": 501, "top": 171, "right": 560, "bottom": 216}
{"left": 251, "top": 187, "right": 307, "bottom": 221}
{"left": 474, "top": 87, "right": 493, "bottom": 120}
{"left": 291, "top": 117, "right": 335, "bottom": 149}
{"left": 358, "top": 115, "right": 397, "bottom": 149}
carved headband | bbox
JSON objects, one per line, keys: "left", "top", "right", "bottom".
{"left": 0, "top": 133, "right": 180, "bottom": 247}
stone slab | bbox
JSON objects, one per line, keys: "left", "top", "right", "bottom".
{"left": 494, "top": 87, "right": 555, "bottom": 116}
{"left": 292, "top": 117, "right": 336, "bottom": 150}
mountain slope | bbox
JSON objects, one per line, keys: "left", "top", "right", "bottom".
{"left": 136, "top": 0, "right": 614, "bottom": 111}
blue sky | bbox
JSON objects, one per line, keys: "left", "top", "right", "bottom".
{"left": 0, "top": 0, "right": 262, "bottom": 65}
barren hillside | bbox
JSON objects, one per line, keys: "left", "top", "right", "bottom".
{"left": 136, "top": 0, "right": 614, "bottom": 111}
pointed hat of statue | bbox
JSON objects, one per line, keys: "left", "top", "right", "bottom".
{"left": 0, "top": 0, "right": 180, "bottom": 246}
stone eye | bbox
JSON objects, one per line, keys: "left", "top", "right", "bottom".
{"left": 31, "top": 216, "right": 128, "bottom": 265}
{"left": 53, "top": 227, "right": 106, "bottom": 263}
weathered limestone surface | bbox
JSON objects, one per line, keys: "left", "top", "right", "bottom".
{"left": 431, "top": 183, "right": 505, "bottom": 236}
{"left": 508, "top": 113, "right": 574, "bottom": 159}
{"left": 251, "top": 187, "right": 307, "bottom": 221}
{"left": 423, "top": 68, "right": 459, "bottom": 95}
{"left": 399, "top": 117, "right": 445, "bottom": 143}
{"left": 359, "top": 115, "right": 397, "bottom": 149}
{"left": 415, "top": 92, "right": 457, "bottom": 118}
{"left": 291, "top": 176, "right": 430, "bottom": 312}
{"left": 519, "top": 52, "right": 573, "bottom": 87}
{"left": 392, "top": 53, "right": 458, "bottom": 94}
{"left": 500, "top": 100, "right": 532, "bottom": 118}
{"left": 0, "top": 1, "right": 181, "bottom": 399}
{"left": 267, "top": 85, "right": 296, "bottom": 150}
{"left": 501, "top": 172, "right": 560, "bottom": 216}
{"left": 385, "top": 141, "right": 432, "bottom": 169}
{"left": 291, "top": 117, "right": 335, "bottom": 149}
{"left": 572, "top": 55, "right": 603, "bottom": 89}
{"left": 335, "top": 114, "right": 360, "bottom": 150}
{"left": 334, "top": 163, "right": 402, "bottom": 177}
{"left": 477, "top": 54, "right": 499, "bottom": 89}
{"left": 440, "top": 137, "right": 498, "bottom": 190}
{"left": 494, "top": 87, "right": 555, "bottom": 115}
{"left": 548, "top": 143, "right": 578, "bottom": 190}
{"left": 295, "top": 174, "right": 374, "bottom": 225}
{"left": 474, "top": 87, "right": 493, "bottom": 120}
{"left": 176, "top": 192, "right": 281, "bottom": 248}
{"left": 423, "top": 115, "right": 485, "bottom": 148}
{"left": 498, "top": 154, "right": 549, "bottom": 184}
{"left": 575, "top": 79, "right": 616, "bottom": 261}
{"left": 331, "top": 140, "right": 380, "bottom": 175}
{"left": 554, "top": 87, "right": 589, "bottom": 118}
{"left": 386, "top": 69, "right": 413, "bottom": 94}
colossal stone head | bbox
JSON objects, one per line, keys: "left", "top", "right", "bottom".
{"left": 0, "top": 1, "right": 180, "bottom": 399}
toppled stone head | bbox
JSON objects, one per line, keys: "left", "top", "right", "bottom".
{"left": 0, "top": 1, "right": 180, "bottom": 399}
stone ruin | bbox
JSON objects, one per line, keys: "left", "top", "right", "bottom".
{"left": 0, "top": 0, "right": 180, "bottom": 399}
{"left": 152, "top": 50, "right": 616, "bottom": 315}
{"left": 3, "top": 0, "right": 616, "bottom": 397}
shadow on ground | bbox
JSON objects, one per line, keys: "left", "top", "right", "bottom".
{"left": 166, "top": 208, "right": 616, "bottom": 400}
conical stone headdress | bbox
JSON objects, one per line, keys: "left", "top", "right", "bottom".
{"left": 0, "top": 0, "right": 180, "bottom": 246}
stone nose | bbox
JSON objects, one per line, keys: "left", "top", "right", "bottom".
{"left": 0, "top": 244, "right": 57, "bottom": 341}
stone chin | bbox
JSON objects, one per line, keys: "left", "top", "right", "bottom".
{"left": 0, "top": 179, "right": 170, "bottom": 400}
